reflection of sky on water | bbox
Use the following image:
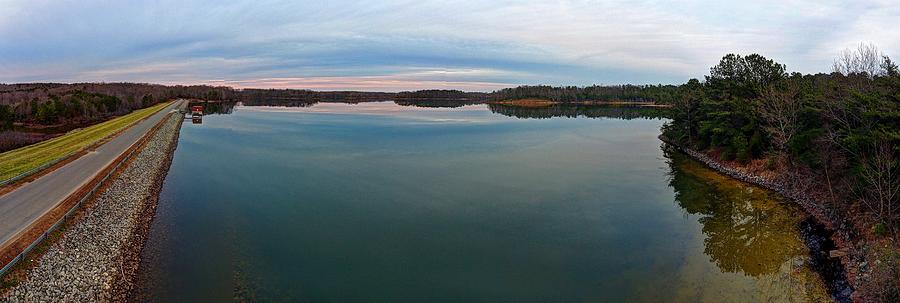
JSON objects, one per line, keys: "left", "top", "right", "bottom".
{"left": 141, "top": 103, "right": 830, "bottom": 302}
{"left": 238, "top": 101, "right": 500, "bottom": 124}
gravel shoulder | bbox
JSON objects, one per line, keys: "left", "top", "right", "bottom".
{"left": 0, "top": 112, "right": 184, "bottom": 302}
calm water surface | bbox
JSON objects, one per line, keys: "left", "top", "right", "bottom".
{"left": 136, "top": 102, "right": 830, "bottom": 302}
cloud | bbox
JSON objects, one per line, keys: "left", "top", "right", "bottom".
{"left": 0, "top": 0, "right": 897, "bottom": 90}
{"left": 205, "top": 76, "right": 513, "bottom": 92}
{"left": 202, "top": 68, "right": 517, "bottom": 92}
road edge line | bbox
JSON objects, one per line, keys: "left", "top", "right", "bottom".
{"left": 0, "top": 102, "right": 182, "bottom": 281}
{"left": 0, "top": 100, "right": 176, "bottom": 194}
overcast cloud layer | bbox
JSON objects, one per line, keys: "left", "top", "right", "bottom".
{"left": 1, "top": 0, "right": 897, "bottom": 91}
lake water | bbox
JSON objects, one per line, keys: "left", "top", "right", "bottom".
{"left": 136, "top": 102, "right": 831, "bottom": 302}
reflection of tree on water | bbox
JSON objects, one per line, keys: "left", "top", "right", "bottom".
{"left": 393, "top": 99, "right": 481, "bottom": 108}
{"left": 241, "top": 100, "right": 319, "bottom": 108}
{"left": 664, "top": 148, "right": 806, "bottom": 277}
{"left": 487, "top": 104, "right": 669, "bottom": 120}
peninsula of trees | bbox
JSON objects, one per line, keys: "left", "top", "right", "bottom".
{"left": 663, "top": 44, "right": 899, "bottom": 301}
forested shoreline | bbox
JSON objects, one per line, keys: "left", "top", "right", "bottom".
{"left": 490, "top": 84, "right": 680, "bottom": 104}
{"left": 0, "top": 83, "right": 235, "bottom": 126}
{"left": 0, "top": 83, "right": 236, "bottom": 151}
{"left": 662, "top": 44, "right": 899, "bottom": 301}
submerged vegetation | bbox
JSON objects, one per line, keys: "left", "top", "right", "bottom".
{"left": 665, "top": 150, "right": 835, "bottom": 302}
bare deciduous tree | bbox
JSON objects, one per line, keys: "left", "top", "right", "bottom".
{"left": 856, "top": 143, "right": 900, "bottom": 227}
{"left": 756, "top": 82, "right": 803, "bottom": 152}
{"left": 833, "top": 42, "right": 886, "bottom": 78}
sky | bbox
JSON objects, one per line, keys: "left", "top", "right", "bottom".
{"left": 1, "top": 0, "right": 898, "bottom": 91}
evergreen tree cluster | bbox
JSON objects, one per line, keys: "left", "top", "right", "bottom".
{"left": 664, "top": 51, "right": 900, "bottom": 231}
{"left": 491, "top": 84, "right": 681, "bottom": 103}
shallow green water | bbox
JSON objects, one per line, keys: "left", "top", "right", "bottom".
{"left": 136, "top": 102, "right": 830, "bottom": 302}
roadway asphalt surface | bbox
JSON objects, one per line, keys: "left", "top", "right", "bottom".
{"left": 0, "top": 100, "right": 184, "bottom": 249}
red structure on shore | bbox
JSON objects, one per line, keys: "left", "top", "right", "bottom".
{"left": 190, "top": 105, "right": 203, "bottom": 124}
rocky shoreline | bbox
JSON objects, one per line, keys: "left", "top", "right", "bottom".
{"left": 0, "top": 112, "right": 183, "bottom": 302}
{"left": 660, "top": 135, "right": 862, "bottom": 302}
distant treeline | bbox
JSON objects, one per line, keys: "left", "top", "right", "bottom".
{"left": 392, "top": 90, "right": 489, "bottom": 108}
{"left": 237, "top": 86, "right": 679, "bottom": 109}
{"left": 0, "top": 83, "right": 235, "bottom": 128}
{"left": 240, "top": 89, "right": 491, "bottom": 108}
{"left": 0, "top": 82, "right": 691, "bottom": 129}
{"left": 488, "top": 104, "right": 669, "bottom": 120}
{"left": 395, "top": 89, "right": 489, "bottom": 101}
{"left": 239, "top": 89, "right": 395, "bottom": 106}
{"left": 0, "top": 85, "right": 411, "bottom": 128}
{"left": 491, "top": 84, "right": 681, "bottom": 104}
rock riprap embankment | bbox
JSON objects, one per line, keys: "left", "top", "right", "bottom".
{"left": 1, "top": 113, "right": 183, "bottom": 302}
{"left": 659, "top": 135, "right": 856, "bottom": 302}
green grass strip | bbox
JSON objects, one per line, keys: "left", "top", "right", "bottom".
{"left": 0, "top": 101, "right": 172, "bottom": 182}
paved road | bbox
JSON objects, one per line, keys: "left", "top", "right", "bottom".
{"left": 0, "top": 100, "right": 184, "bottom": 248}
